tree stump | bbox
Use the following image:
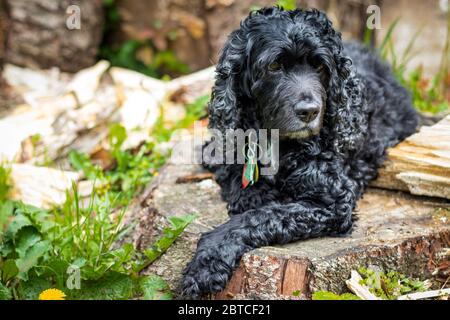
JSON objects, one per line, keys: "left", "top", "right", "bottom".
{"left": 124, "top": 125, "right": 450, "bottom": 299}
{"left": 5, "top": 0, "right": 103, "bottom": 72}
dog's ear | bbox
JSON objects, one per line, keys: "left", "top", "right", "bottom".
{"left": 311, "top": 11, "right": 367, "bottom": 155}
{"left": 328, "top": 51, "right": 368, "bottom": 156}
{"left": 208, "top": 28, "right": 249, "bottom": 134}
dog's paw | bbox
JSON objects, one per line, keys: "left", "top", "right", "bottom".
{"left": 180, "top": 248, "right": 232, "bottom": 299}
{"left": 180, "top": 274, "right": 202, "bottom": 299}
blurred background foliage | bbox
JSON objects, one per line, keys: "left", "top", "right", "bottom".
{"left": 94, "top": 0, "right": 450, "bottom": 113}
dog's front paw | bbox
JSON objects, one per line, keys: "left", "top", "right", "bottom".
{"left": 180, "top": 247, "right": 232, "bottom": 299}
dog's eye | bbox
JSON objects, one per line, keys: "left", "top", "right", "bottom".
{"left": 268, "top": 62, "right": 282, "bottom": 72}
{"left": 317, "top": 64, "right": 325, "bottom": 73}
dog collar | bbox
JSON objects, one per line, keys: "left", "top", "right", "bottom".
{"left": 242, "top": 138, "right": 259, "bottom": 189}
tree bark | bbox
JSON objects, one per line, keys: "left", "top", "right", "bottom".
{"left": 5, "top": 0, "right": 103, "bottom": 72}
{"left": 0, "top": 0, "right": 8, "bottom": 71}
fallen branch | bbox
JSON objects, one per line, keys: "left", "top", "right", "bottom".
{"left": 397, "top": 288, "right": 450, "bottom": 300}
{"left": 345, "top": 270, "right": 382, "bottom": 300}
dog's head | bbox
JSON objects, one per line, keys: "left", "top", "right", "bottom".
{"left": 209, "top": 7, "right": 365, "bottom": 153}
{"left": 250, "top": 32, "right": 329, "bottom": 140}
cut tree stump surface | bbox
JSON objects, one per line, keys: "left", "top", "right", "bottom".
{"left": 127, "top": 152, "right": 450, "bottom": 300}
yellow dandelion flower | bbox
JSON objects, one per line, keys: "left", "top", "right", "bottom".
{"left": 38, "top": 288, "right": 66, "bottom": 300}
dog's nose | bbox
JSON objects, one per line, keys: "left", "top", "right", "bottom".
{"left": 294, "top": 102, "right": 320, "bottom": 123}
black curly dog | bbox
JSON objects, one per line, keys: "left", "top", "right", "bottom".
{"left": 181, "top": 7, "right": 419, "bottom": 298}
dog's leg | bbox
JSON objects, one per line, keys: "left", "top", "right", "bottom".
{"left": 181, "top": 191, "right": 355, "bottom": 298}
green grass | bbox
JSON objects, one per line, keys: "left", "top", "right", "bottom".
{"left": 372, "top": 16, "right": 450, "bottom": 114}
{"left": 0, "top": 185, "right": 195, "bottom": 300}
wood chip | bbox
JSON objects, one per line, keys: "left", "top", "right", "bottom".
{"left": 345, "top": 270, "right": 382, "bottom": 300}
{"left": 397, "top": 288, "right": 450, "bottom": 300}
{"left": 176, "top": 172, "right": 214, "bottom": 184}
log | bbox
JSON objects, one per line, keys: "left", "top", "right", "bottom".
{"left": 372, "top": 115, "right": 450, "bottom": 200}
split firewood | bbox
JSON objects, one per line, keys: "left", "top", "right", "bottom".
{"left": 66, "top": 60, "right": 110, "bottom": 105}
{"left": 372, "top": 115, "right": 450, "bottom": 200}
{"left": 0, "top": 61, "right": 112, "bottom": 163}
{"left": 9, "top": 164, "right": 93, "bottom": 209}
{"left": 0, "top": 63, "right": 215, "bottom": 165}
{"left": 345, "top": 270, "right": 382, "bottom": 300}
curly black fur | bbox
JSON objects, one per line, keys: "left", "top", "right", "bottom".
{"left": 181, "top": 7, "right": 418, "bottom": 298}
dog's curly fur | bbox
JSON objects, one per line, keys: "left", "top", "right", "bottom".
{"left": 181, "top": 7, "right": 419, "bottom": 298}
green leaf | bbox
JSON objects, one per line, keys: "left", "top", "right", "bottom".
{"left": 6, "top": 213, "right": 32, "bottom": 239}
{"left": 292, "top": 290, "right": 301, "bottom": 297}
{"left": 72, "top": 258, "right": 87, "bottom": 269}
{"left": 138, "top": 214, "right": 196, "bottom": 272}
{"left": 110, "top": 243, "right": 135, "bottom": 266}
{"left": 0, "top": 164, "right": 12, "bottom": 202}
{"left": 15, "top": 202, "right": 53, "bottom": 233}
{"left": 0, "top": 200, "right": 14, "bottom": 232}
{"left": 312, "top": 291, "right": 360, "bottom": 300}
{"left": 69, "top": 271, "right": 134, "bottom": 300}
{"left": 140, "top": 275, "right": 172, "bottom": 300}
{"left": 16, "top": 240, "right": 51, "bottom": 280}
{"left": 68, "top": 150, "right": 101, "bottom": 180}
{"left": 167, "top": 214, "right": 196, "bottom": 230}
{"left": 109, "top": 123, "right": 127, "bottom": 152}
{"left": 275, "top": 0, "right": 297, "bottom": 10}
{"left": 37, "top": 258, "right": 70, "bottom": 288}
{"left": 1, "top": 259, "right": 19, "bottom": 283}
{"left": 0, "top": 282, "right": 12, "bottom": 300}
{"left": 15, "top": 227, "right": 42, "bottom": 258}
{"left": 19, "top": 276, "right": 53, "bottom": 300}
